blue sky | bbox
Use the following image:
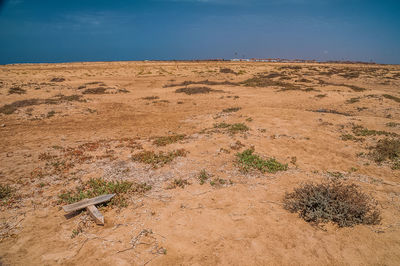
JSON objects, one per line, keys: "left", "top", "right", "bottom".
{"left": 0, "top": 0, "right": 399, "bottom": 64}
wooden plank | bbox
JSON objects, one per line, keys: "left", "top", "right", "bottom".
{"left": 86, "top": 205, "right": 104, "bottom": 225}
{"left": 62, "top": 194, "right": 115, "bottom": 213}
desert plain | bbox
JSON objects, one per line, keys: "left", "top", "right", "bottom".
{"left": 0, "top": 61, "right": 400, "bottom": 265}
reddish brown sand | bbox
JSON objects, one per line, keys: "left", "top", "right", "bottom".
{"left": 1, "top": 61, "right": 400, "bottom": 265}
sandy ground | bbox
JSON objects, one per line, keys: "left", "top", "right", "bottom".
{"left": 0, "top": 61, "right": 400, "bottom": 265}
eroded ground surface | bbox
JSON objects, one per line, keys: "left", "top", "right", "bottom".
{"left": 1, "top": 61, "right": 400, "bottom": 265}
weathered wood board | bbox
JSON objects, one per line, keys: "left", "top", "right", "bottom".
{"left": 86, "top": 205, "right": 105, "bottom": 225}
{"left": 62, "top": 194, "right": 115, "bottom": 213}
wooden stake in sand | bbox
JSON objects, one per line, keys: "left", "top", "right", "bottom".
{"left": 62, "top": 194, "right": 115, "bottom": 225}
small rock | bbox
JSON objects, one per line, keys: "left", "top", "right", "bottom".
{"left": 0, "top": 124, "right": 5, "bottom": 127}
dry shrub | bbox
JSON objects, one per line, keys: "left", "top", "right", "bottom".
{"left": 338, "top": 72, "right": 360, "bottom": 79}
{"left": 0, "top": 99, "right": 41, "bottom": 114}
{"left": 318, "top": 80, "right": 365, "bottom": 92}
{"left": 175, "top": 87, "right": 223, "bottom": 95}
{"left": 264, "top": 72, "right": 284, "bottom": 79}
{"left": 82, "top": 87, "right": 108, "bottom": 94}
{"left": 220, "top": 68, "right": 237, "bottom": 74}
{"left": 369, "top": 138, "right": 400, "bottom": 163}
{"left": 50, "top": 77, "right": 65, "bottom": 82}
{"left": 283, "top": 180, "right": 381, "bottom": 227}
{"left": 164, "top": 80, "right": 236, "bottom": 87}
{"left": 0, "top": 95, "right": 84, "bottom": 114}
{"left": 382, "top": 94, "right": 400, "bottom": 103}
{"left": 0, "top": 184, "right": 13, "bottom": 201}
{"left": 222, "top": 107, "right": 241, "bottom": 113}
{"left": 310, "top": 109, "right": 351, "bottom": 116}
{"left": 241, "top": 75, "right": 299, "bottom": 90}
{"left": 142, "top": 96, "right": 159, "bottom": 100}
{"left": 8, "top": 87, "right": 26, "bottom": 95}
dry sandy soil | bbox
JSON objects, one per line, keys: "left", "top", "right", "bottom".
{"left": 1, "top": 61, "right": 400, "bottom": 265}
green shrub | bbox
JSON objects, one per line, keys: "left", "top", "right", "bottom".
{"left": 236, "top": 148, "right": 288, "bottom": 173}
{"left": 198, "top": 169, "right": 210, "bottom": 185}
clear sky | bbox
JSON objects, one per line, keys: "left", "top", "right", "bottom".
{"left": 0, "top": 0, "right": 399, "bottom": 64}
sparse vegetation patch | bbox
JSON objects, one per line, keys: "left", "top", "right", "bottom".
{"left": 386, "top": 122, "right": 400, "bottom": 127}
{"left": 352, "top": 125, "right": 398, "bottom": 137}
{"left": 167, "top": 178, "right": 190, "bottom": 189}
{"left": 0, "top": 184, "right": 14, "bottom": 205}
{"left": 198, "top": 169, "right": 210, "bottom": 185}
{"left": 341, "top": 134, "right": 363, "bottom": 142}
{"left": 132, "top": 149, "right": 187, "bottom": 168}
{"left": 58, "top": 178, "right": 151, "bottom": 207}
{"left": 318, "top": 80, "right": 366, "bottom": 92}
{"left": 213, "top": 122, "right": 249, "bottom": 134}
{"left": 210, "top": 178, "right": 231, "bottom": 187}
{"left": 346, "top": 97, "right": 360, "bottom": 104}
{"left": 152, "top": 134, "right": 186, "bottom": 146}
